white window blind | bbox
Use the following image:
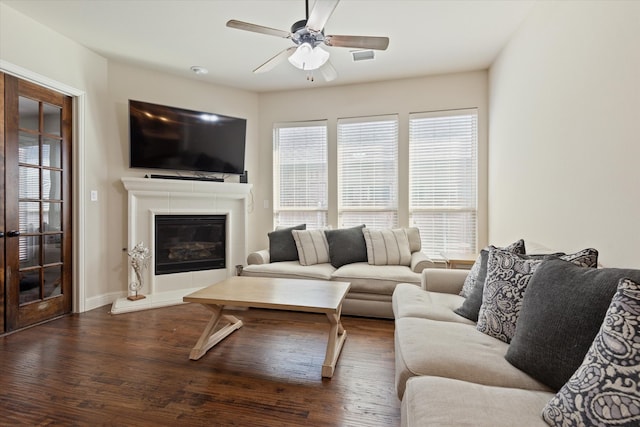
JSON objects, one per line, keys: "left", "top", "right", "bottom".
{"left": 409, "top": 109, "right": 478, "bottom": 258}
{"left": 337, "top": 115, "right": 398, "bottom": 228}
{"left": 273, "top": 121, "right": 328, "bottom": 229}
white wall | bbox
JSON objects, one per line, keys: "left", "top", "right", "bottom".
{"left": 489, "top": 1, "right": 640, "bottom": 267}
{"left": 1, "top": 3, "right": 260, "bottom": 311}
{"left": 107, "top": 62, "right": 260, "bottom": 305}
{"left": 1, "top": 3, "right": 112, "bottom": 309}
{"left": 255, "top": 71, "right": 489, "bottom": 251}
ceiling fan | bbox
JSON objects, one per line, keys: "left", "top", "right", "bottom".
{"left": 226, "top": 0, "right": 389, "bottom": 81}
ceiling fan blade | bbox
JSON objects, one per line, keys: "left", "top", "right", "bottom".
{"left": 253, "top": 47, "right": 297, "bottom": 73}
{"left": 325, "top": 35, "right": 390, "bottom": 50}
{"left": 319, "top": 61, "right": 338, "bottom": 82}
{"left": 226, "top": 19, "right": 290, "bottom": 38}
{"left": 306, "top": 0, "right": 340, "bottom": 32}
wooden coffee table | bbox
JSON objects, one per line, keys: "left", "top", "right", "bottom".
{"left": 183, "top": 276, "right": 351, "bottom": 378}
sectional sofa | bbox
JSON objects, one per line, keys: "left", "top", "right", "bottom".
{"left": 242, "top": 225, "right": 436, "bottom": 318}
{"left": 394, "top": 244, "right": 640, "bottom": 427}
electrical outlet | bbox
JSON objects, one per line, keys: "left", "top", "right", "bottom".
{"left": 90, "top": 190, "right": 98, "bottom": 201}
{"left": 263, "top": 200, "right": 269, "bottom": 209}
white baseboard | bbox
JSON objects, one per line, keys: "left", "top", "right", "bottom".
{"left": 109, "top": 287, "right": 204, "bottom": 314}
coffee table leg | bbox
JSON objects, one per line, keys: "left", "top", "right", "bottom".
{"left": 189, "top": 304, "right": 243, "bottom": 360}
{"left": 322, "top": 310, "right": 347, "bottom": 378}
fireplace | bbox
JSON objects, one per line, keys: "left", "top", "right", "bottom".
{"left": 112, "top": 177, "right": 251, "bottom": 315}
{"left": 154, "top": 214, "right": 226, "bottom": 275}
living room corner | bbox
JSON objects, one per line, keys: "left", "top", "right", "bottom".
{"left": 1, "top": 0, "right": 639, "bottom": 425}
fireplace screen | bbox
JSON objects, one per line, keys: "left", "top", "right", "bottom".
{"left": 154, "top": 214, "right": 226, "bottom": 275}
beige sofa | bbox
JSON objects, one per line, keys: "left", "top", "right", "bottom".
{"left": 242, "top": 228, "right": 436, "bottom": 318}
{"left": 394, "top": 269, "right": 555, "bottom": 427}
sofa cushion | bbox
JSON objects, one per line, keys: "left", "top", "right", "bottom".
{"left": 459, "top": 239, "right": 525, "bottom": 298}
{"left": 362, "top": 228, "right": 412, "bottom": 266}
{"left": 241, "top": 261, "right": 335, "bottom": 281}
{"left": 394, "top": 317, "right": 551, "bottom": 399}
{"left": 324, "top": 225, "right": 367, "bottom": 268}
{"left": 477, "top": 248, "right": 599, "bottom": 344}
{"left": 392, "top": 283, "right": 473, "bottom": 324}
{"left": 291, "top": 229, "right": 330, "bottom": 266}
{"left": 506, "top": 259, "right": 640, "bottom": 391}
{"left": 268, "top": 224, "right": 306, "bottom": 262}
{"left": 402, "top": 376, "right": 553, "bottom": 427}
{"left": 542, "top": 277, "right": 640, "bottom": 426}
{"left": 332, "top": 263, "right": 420, "bottom": 295}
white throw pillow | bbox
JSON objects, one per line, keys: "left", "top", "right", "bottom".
{"left": 291, "top": 229, "right": 330, "bottom": 266}
{"left": 362, "top": 228, "right": 412, "bottom": 266}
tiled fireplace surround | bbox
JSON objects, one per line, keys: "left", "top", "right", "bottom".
{"left": 110, "top": 177, "right": 252, "bottom": 314}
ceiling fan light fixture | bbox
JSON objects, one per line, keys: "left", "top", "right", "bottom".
{"left": 288, "top": 43, "right": 329, "bottom": 71}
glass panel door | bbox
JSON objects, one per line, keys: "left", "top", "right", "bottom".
{"left": 4, "top": 74, "right": 72, "bottom": 331}
{"left": 0, "top": 72, "right": 5, "bottom": 333}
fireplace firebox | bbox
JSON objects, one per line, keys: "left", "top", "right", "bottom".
{"left": 154, "top": 214, "right": 226, "bottom": 275}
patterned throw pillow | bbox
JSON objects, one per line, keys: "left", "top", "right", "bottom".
{"left": 362, "top": 228, "right": 412, "bottom": 266}
{"left": 477, "top": 248, "right": 598, "bottom": 343}
{"left": 542, "top": 277, "right": 640, "bottom": 427}
{"left": 459, "top": 239, "right": 525, "bottom": 298}
{"left": 476, "top": 249, "right": 542, "bottom": 343}
{"left": 292, "top": 229, "right": 330, "bottom": 266}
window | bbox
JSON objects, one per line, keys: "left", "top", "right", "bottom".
{"left": 409, "top": 109, "right": 478, "bottom": 259}
{"left": 273, "top": 121, "right": 328, "bottom": 228}
{"left": 337, "top": 115, "right": 398, "bottom": 228}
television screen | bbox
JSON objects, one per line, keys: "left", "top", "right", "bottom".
{"left": 129, "top": 100, "right": 246, "bottom": 175}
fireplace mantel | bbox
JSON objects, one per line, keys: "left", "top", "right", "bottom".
{"left": 111, "top": 177, "right": 252, "bottom": 314}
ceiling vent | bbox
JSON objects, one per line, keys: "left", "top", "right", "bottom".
{"left": 351, "top": 50, "right": 375, "bottom": 62}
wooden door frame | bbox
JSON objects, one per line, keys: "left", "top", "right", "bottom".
{"left": 1, "top": 60, "right": 87, "bottom": 315}
{"left": 0, "top": 73, "right": 5, "bottom": 332}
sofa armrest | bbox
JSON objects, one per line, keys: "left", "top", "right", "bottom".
{"left": 247, "top": 249, "right": 270, "bottom": 265}
{"left": 421, "top": 268, "right": 469, "bottom": 294}
{"left": 410, "top": 251, "right": 436, "bottom": 273}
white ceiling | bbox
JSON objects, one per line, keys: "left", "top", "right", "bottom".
{"left": 3, "top": 0, "right": 535, "bottom": 93}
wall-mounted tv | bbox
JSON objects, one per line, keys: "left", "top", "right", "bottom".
{"left": 129, "top": 100, "right": 246, "bottom": 175}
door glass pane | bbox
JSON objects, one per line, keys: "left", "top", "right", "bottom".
{"left": 43, "top": 103, "right": 61, "bottom": 136}
{"left": 43, "top": 202, "right": 62, "bottom": 231}
{"left": 19, "top": 201, "right": 40, "bottom": 234}
{"left": 43, "top": 138, "right": 62, "bottom": 168}
{"left": 19, "top": 166, "right": 40, "bottom": 199}
{"left": 20, "top": 235, "right": 41, "bottom": 269}
{"left": 19, "top": 269, "right": 41, "bottom": 304}
{"left": 18, "top": 96, "right": 39, "bottom": 130}
{"left": 43, "top": 170, "right": 62, "bottom": 200}
{"left": 44, "top": 234, "right": 62, "bottom": 265}
{"left": 44, "top": 265, "right": 62, "bottom": 298}
{"left": 19, "top": 132, "right": 39, "bottom": 164}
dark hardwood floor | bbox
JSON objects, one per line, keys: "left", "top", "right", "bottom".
{"left": 0, "top": 303, "right": 400, "bottom": 426}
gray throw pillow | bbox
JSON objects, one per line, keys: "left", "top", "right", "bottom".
{"left": 324, "top": 225, "right": 367, "bottom": 268}
{"left": 542, "top": 277, "right": 640, "bottom": 426}
{"left": 454, "top": 249, "right": 490, "bottom": 322}
{"left": 268, "top": 224, "right": 306, "bottom": 262}
{"left": 505, "top": 258, "right": 640, "bottom": 391}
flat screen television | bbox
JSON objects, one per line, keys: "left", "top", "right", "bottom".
{"left": 129, "top": 100, "right": 246, "bottom": 175}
